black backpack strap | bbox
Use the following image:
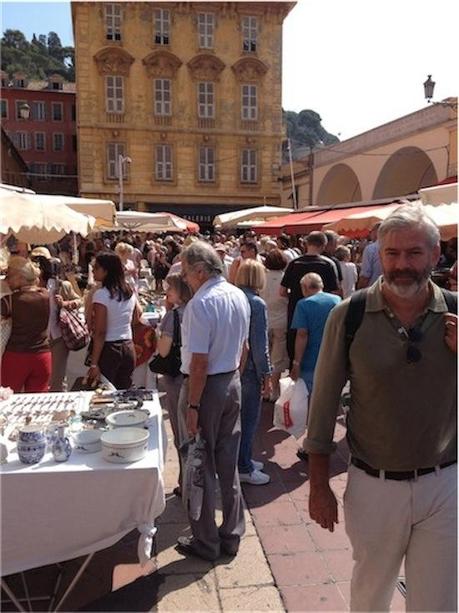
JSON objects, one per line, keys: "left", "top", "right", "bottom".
{"left": 441, "top": 288, "right": 457, "bottom": 314}
{"left": 344, "top": 289, "right": 369, "bottom": 363}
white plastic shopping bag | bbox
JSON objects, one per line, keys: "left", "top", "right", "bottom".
{"left": 273, "top": 377, "right": 309, "bottom": 439}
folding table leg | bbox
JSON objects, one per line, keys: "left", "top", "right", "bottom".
{"left": 54, "top": 552, "right": 94, "bottom": 612}
{"left": 1, "top": 579, "right": 26, "bottom": 612}
{"left": 20, "top": 572, "right": 32, "bottom": 612}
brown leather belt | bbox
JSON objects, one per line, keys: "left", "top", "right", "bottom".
{"left": 351, "top": 457, "right": 456, "bottom": 481}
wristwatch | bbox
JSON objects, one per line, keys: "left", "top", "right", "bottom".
{"left": 187, "top": 403, "right": 200, "bottom": 411}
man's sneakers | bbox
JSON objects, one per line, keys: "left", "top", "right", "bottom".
{"left": 239, "top": 469, "right": 270, "bottom": 485}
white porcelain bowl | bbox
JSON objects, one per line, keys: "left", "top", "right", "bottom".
{"left": 72, "top": 430, "right": 102, "bottom": 453}
{"left": 101, "top": 427, "right": 150, "bottom": 463}
{"left": 106, "top": 409, "right": 149, "bottom": 429}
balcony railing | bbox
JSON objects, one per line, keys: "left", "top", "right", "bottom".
{"left": 106, "top": 113, "right": 125, "bottom": 123}
{"left": 240, "top": 120, "right": 260, "bottom": 132}
{"left": 154, "top": 115, "right": 172, "bottom": 126}
{"left": 197, "top": 118, "right": 216, "bottom": 129}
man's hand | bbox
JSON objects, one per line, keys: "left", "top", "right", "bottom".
{"left": 55, "top": 294, "right": 64, "bottom": 308}
{"left": 261, "top": 374, "right": 272, "bottom": 398}
{"left": 86, "top": 365, "right": 101, "bottom": 387}
{"left": 444, "top": 313, "right": 457, "bottom": 353}
{"left": 290, "top": 362, "right": 300, "bottom": 381}
{"left": 309, "top": 484, "right": 338, "bottom": 532}
{"left": 186, "top": 407, "right": 199, "bottom": 437}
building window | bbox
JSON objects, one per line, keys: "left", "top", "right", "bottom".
{"left": 198, "top": 146, "right": 215, "bottom": 182}
{"left": 16, "top": 132, "right": 30, "bottom": 151}
{"left": 30, "top": 163, "right": 48, "bottom": 179}
{"left": 105, "top": 3, "right": 122, "bottom": 41}
{"left": 105, "top": 75, "right": 124, "bottom": 113}
{"left": 241, "top": 84, "right": 257, "bottom": 120}
{"left": 53, "top": 133, "right": 64, "bottom": 151}
{"left": 35, "top": 132, "right": 46, "bottom": 151}
{"left": 52, "top": 102, "right": 63, "bottom": 121}
{"left": 52, "top": 81, "right": 62, "bottom": 91}
{"left": 48, "top": 163, "right": 65, "bottom": 175}
{"left": 1, "top": 99, "right": 7, "bottom": 119}
{"left": 198, "top": 13, "right": 214, "bottom": 49}
{"left": 242, "top": 16, "right": 257, "bottom": 52}
{"left": 32, "top": 101, "right": 46, "bottom": 120}
{"left": 241, "top": 148, "right": 257, "bottom": 183}
{"left": 154, "top": 79, "right": 171, "bottom": 116}
{"left": 106, "top": 142, "right": 127, "bottom": 179}
{"left": 15, "top": 100, "right": 27, "bottom": 120}
{"left": 197, "top": 82, "right": 215, "bottom": 119}
{"left": 155, "top": 144, "right": 173, "bottom": 181}
{"left": 15, "top": 78, "right": 25, "bottom": 88}
{"left": 154, "top": 8, "right": 170, "bottom": 45}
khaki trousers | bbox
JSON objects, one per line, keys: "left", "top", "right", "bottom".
{"left": 344, "top": 462, "right": 457, "bottom": 612}
{"left": 49, "top": 337, "right": 70, "bottom": 392}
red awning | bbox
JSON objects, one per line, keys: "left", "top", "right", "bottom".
{"left": 254, "top": 211, "right": 321, "bottom": 236}
{"left": 283, "top": 205, "right": 388, "bottom": 234}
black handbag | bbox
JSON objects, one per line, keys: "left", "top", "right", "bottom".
{"left": 149, "top": 309, "right": 182, "bottom": 377}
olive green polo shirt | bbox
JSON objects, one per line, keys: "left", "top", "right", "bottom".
{"left": 303, "top": 280, "right": 457, "bottom": 471}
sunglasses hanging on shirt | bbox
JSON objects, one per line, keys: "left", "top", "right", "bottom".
{"left": 397, "top": 325, "right": 423, "bottom": 364}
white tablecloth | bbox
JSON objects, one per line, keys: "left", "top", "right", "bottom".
{"left": 0, "top": 394, "right": 167, "bottom": 577}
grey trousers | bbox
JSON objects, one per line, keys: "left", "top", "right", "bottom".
{"left": 162, "top": 373, "right": 184, "bottom": 488}
{"left": 50, "top": 337, "right": 69, "bottom": 392}
{"left": 178, "top": 371, "right": 245, "bottom": 560}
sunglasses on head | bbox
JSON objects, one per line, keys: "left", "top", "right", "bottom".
{"left": 398, "top": 326, "right": 423, "bottom": 364}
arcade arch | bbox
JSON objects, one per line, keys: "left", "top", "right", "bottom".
{"left": 316, "top": 163, "right": 362, "bottom": 206}
{"left": 373, "top": 146, "right": 438, "bottom": 199}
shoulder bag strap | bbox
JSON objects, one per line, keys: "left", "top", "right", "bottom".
{"left": 441, "top": 288, "right": 458, "bottom": 314}
{"left": 172, "top": 309, "right": 181, "bottom": 346}
{"left": 344, "top": 289, "right": 368, "bottom": 364}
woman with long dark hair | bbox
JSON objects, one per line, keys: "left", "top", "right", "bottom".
{"left": 86, "top": 252, "right": 140, "bottom": 389}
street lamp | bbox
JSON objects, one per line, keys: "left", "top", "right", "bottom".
{"left": 118, "top": 154, "right": 132, "bottom": 212}
{"left": 19, "top": 102, "right": 31, "bottom": 120}
{"left": 423, "top": 75, "right": 458, "bottom": 110}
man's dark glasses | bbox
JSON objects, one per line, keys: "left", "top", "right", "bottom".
{"left": 399, "top": 326, "right": 423, "bottom": 364}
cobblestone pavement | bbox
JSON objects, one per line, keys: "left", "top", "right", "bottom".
{"left": 1, "top": 396, "right": 406, "bottom": 611}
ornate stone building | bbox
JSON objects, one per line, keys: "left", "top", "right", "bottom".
{"left": 72, "top": 1, "right": 294, "bottom": 224}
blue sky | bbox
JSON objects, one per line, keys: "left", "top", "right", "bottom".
{"left": 2, "top": 1, "right": 73, "bottom": 47}
{"left": 1, "top": 0, "right": 457, "bottom": 139}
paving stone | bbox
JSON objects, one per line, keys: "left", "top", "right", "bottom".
{"left": 215, "top": 536, "right": 274, "bottom": 588}
{"left": 256, "top": 524, "right": 316, "bottom": 554}
{"left": 156, "top": 573, "right": 220, "bottom": 611}
{"left": 281, "top": 583, "right": 347, "bottom": 611}
{"left": 219, "top": 585, "right": 285, "bottom": 611}
{"left": 322, "top": 549, "right": 355, "bottom": 582}
{"left": 250, "top": 501, "right": 302, "bottom": 526}
{"left": 267, "top": 552, "right": 331, "bottom": 587}
{"left": 307, "top": 521, "right": 351, "bottom": 551}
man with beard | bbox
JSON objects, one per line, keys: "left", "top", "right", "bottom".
{"left": 302, "top": 204, "right": 457, "bottom": 612}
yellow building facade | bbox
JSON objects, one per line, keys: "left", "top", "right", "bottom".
{"left": 72, "top": 1, "right": 294, "bottom": 224}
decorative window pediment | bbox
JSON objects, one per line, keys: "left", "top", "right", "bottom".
{"left": 232, "top": 57, "right": 268, "bottom": 81}
{"left": 142, "top": 50, "right": 182, "bottom": 78}
{"left": 187, "top": 54, "right": 225, "bottom": 81}
{"left": 94, "top": 47, "right": 134, "bottom": 76}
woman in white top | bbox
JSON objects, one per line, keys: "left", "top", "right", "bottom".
{"left": 86, "top": 252, "right": 140, "bottom": 389}
{"left": 260, "top": 248, "right": 289, "bottom": 401}
{"left": 335, "top": 245, "right": 358, "bottom": 299}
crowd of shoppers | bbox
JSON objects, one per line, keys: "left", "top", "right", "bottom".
{"left": 0, "top": 201, "right": 457, "bottom": 609}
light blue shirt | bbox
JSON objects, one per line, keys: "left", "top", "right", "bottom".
{"left": 360, "top": 240, "right": 382, "bottom": 284}
{"left": 181, "top": 276, "right": 250, "bottom": 375}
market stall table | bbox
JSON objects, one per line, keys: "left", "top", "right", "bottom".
{"left": 0, "top": 391, "right": 167, "bottom": 611}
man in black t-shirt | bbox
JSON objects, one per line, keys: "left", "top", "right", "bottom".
{"left": 280, "top": 231, "right": 339, "bottom": 361}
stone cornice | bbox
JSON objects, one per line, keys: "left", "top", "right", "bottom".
{"left": 187, "top": 54, "right": 225, "bottom": 81}
{"left": 231, "top": 57, "right": 268, "bottom": 81}
{"left": 312, "top": 104, "right": 453, "bottom": 169}
{"left": 142, "top": 50, "right": 182, "bottom": 79}
{"left": 93, "top": 47, "right": 135, "bottom": 77}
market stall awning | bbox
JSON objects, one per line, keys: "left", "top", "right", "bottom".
{"left": 419, "top": 182, "right": 458, "bottom": 206}
{"left": 213, "top": 205, "right": 292, "bottom": 229}
{"left": 282, "top": 205, "right": 390, "bottom": 235}
{"left": 324, "top": 200, "right": 458, "bottom": 241}
{"left": 0, "top": 188, "right": 96, "bottom": 243}
{"left": 111, "top": 211, "right": 199, "bottom": 233}
{"left": 30, "top": 195, "right": 117, "bottom": 228}
{"left": 254, "top": 210, "right": 320, "bottom": 236}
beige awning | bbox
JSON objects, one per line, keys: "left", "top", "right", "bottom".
{"left": 31, "top": 195, "right": 117, "bottom": 228}
{"left": 419, "top": 182, "right": 458, "bottom": 206}
{"left": 213, "top": 206, "right": 293, "bottom": 229}
{"left": 0, "top": 189, "right": 95, "bottom": 243}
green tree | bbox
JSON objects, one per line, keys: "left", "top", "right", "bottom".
{"left": 283, "top": 109, "right": 340, "bottom": 160}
